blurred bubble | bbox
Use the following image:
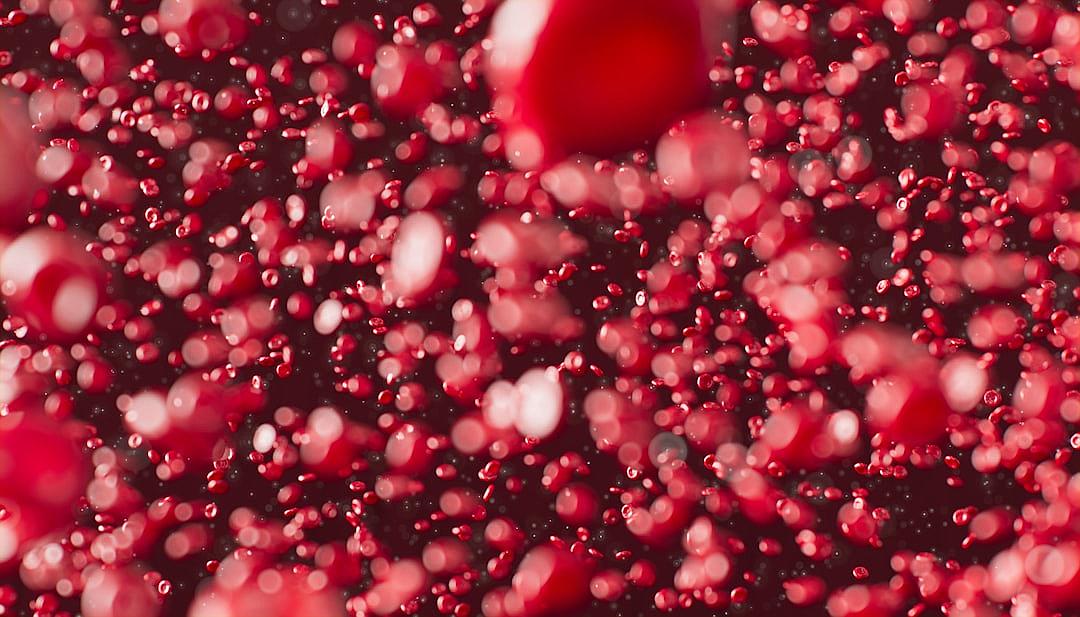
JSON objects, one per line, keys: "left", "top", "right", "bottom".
{"left": 649, "top": 432, "right": 688, "bottom": 466}
{"left": 787, "top": 148, "right": 825, "bottom": 182}
{"left": 277, "top": 0, "right": 314, "bottom": 32}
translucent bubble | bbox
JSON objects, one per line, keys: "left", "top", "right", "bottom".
{"left": 787, "top": 148, "right": 825, "bottom": 182}
{"left": 648, "top": 432, "right": 688, "bottom": 466}
{"left": 277, "top": 0, "right": 314, "bottom": 32}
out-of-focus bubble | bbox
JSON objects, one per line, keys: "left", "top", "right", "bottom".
{"left": 648, "top": 432, "right": 688, "bottom": 467}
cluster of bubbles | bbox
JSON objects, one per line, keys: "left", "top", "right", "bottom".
{"left": 3, "top": 0, "right": 1080, "bottom": 616}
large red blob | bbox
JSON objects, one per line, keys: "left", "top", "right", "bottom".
{"left": 486, "top": 0, "right": 711, "bottom": 169}
{"left": 0, "top": 412, "right": 88, "bottom": 569}
{"left": 157, "top": 0, "right": 248, "bottom": 56}
{"left": 0, "top": 88, "right": 40, "bottom": 228}
{"left": 189, "top": 551, "right": 346, "bottom": 617}
{"left": 0, "top": 228, "right": 107, "bottom": 342}
{"left": 510, "top": 545, "right": 594, "bottom": 616}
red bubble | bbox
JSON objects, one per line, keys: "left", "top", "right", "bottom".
{"left": 486, "top": 0, "right": 710, "bottom": 168}
{"left": 0, "top": 228, "right": 107, "bottom": 342}
{"left": 157, "top": 0, "right": 248, "bottom": 56}
{"left": 0, "top": 412, "right": 88, "bottom": 568}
